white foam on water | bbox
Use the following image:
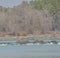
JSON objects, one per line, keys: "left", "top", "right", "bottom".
{"left": 0, "top": 44, "right": 8, "bottom": 46}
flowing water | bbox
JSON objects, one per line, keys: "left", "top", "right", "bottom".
{"left": 0, "top": 39, "right": 60, "bottom": 58}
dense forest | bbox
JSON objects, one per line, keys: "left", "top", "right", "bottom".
{"left": 0, "top": 0, "right": 60, "bottom": 36}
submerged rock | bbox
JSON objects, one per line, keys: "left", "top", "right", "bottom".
{"left": 47, "top": 41, "right": 58, "bottom": 44}
{"left": 35, "top": 40, "right": 44, "bottom": 44}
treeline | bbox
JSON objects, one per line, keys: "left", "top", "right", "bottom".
{"left": 0, "top": 0, "right": 60, "bottom": 36}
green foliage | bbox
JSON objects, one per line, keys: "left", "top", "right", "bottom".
{"left": 21, "top": 1, "right": 29, "bottom": 8}
{"left": 0, "top": 6, "right": 8, "bottom": 12}
{"left": 4, "top": 8, "right": 8, "bottom": 12}
{"left": 0, "top": 6, "right": 3, "bottom": 11}
{"left": 31, "top": 0, "right": 60, "bottom": 14}
{"left": 48, "top": 0, "right": 60, "bottom": 14}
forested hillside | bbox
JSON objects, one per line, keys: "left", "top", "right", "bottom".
{"left": 0, "top": 0, "right": 60, "bottom": 36}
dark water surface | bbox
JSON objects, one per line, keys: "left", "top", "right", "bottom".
{"left": 0, "top": 44, "right": 60, "bottom": 58}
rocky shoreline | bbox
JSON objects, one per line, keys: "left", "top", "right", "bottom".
{"left": 0, "top": 34, "right": 60, "bottom": 46}
{"left": 0, "top": 37, "right": 60, "bottom": 46}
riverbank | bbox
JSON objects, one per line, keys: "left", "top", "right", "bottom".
{"left": 0, "top": 33, "right": 60, "bottom": 40}
{"left": 0, "top": 34, "right": 60, "bottom": 45}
